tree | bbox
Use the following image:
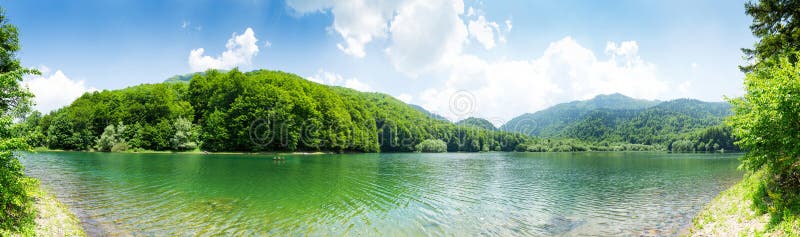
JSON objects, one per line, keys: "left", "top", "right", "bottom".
{"left": 0, "top": 7, "right": 37, "bottom": 234}
{"left": 741, "top": 0, "right": 800, "bottom": 71}
{"left": 415, "top": 139, "right": 447, "bottom": 153}
{"left": 171, "top": 117, "right": 197, "bottom": 151}
{"left": 727, "top": 52, "right": 800, "bottom": 223}
{"left": 94, "top": 122, "right": 127, "bottom": 152}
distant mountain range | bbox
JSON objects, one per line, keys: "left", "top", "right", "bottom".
{"left": 500, "top": 93, "right": 731, "bottom": 145}
{"left": 159, "top": 72, "right": 732, "bottom": 148}
{"left": 456, "top": 117, "right": 497, "bottom": 131}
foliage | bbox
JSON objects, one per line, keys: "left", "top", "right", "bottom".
{"left": 456, "top": 117, "right": 496, "bottom": 130}
{"left": 0, "top": 7, "right": 37, "bottom": 234}
{"left": 741, "top": 0, "right": 800, "bottom": 71}
{"left": 501, "top": 93, "right": 659, "bottom": 137}
{"left": 515, "top": 137, "right": 661, "bottom": 152}
{"left": 35, "top": 69, "right": 531, "bottom": 153}
{"left": 40, "top": 82, "right": 191, "bottom": 151}
{"left": 415, "top": 139, "right": 447, "bottom": 153}
{"left": 171, "top": 117, "right": 197, "bottom": 151}
{"left": 502, "top": 94, "right": 737, "bottom": 152}
{"left": 35, "top": 69, "right": 738, "bottom": 154}
{"left": 727, "top": 52, "right": 800, "bottom": 225}
{"left": 95, "top": 122, "right": 127, "bottom": 152}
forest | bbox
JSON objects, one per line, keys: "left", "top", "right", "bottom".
{"left": 9, "top": 69, "right": 738, "bottom": 153}
{"left": 503, "top": 94, "right": 738, "bottom": 152}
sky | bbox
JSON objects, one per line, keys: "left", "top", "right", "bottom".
{"left": 4, "top": 0, "right": 755, "bottom": 125}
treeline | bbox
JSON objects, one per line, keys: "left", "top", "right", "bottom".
{"left": 507, "top": 97, "right": 739, "bottom": 152}
{"left": 667, "top": 125, "right": 736, "bottom": 152}
{"left": 13, "top": 69, "right": 538, "bottom": 153}
{"left": 12, "top": 69, "right": 738, "bottom": 154}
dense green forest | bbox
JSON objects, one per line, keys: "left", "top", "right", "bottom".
{"left": 10, "top": 69, "right": 739, "bottom": 153}
{"left": 455, "top": 117, "right": 496, "bottom": 130}
{"left": 502, "top": 94, "right": 738, "bottom": 152}
{"left": 14, "top": 69, "right": 542, "bottom": 153}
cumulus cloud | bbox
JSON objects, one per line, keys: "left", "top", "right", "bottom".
{"left": 24, "top": 68, "right": 97, "bottom": 113}
{"left": 396, "top": 93, "right": 413, "bottom": 103}
{"left": 386, "top": 0, "right": 468, "bottom": 77}
{"left": 287, "top": 0, "right": 394, "bottom": 58}
{"left": 307, "top": 69, "right": 374, "bottom": 92}
{"left": 188, "top": 27, "right": 259, "bottom": 72}
{"left": 419, "top": 37, "right": 668, "bottom": 121}
{"left": 467, "top": 13, "right": 508, "bottom": 49}
{"left": 290, "top": 1, "right": 669, "bottom": 121}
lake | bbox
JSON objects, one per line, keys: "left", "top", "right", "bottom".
{"left": 20, "top": 152, "right": 741, "bottom": 236}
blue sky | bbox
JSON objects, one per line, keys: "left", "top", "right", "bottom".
{"left": 4, "top": 0, "right": 754, "bottom": 123}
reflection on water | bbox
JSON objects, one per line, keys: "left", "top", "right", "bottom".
{"left": 20, "top": 152, "right": 741, "bottom": 236}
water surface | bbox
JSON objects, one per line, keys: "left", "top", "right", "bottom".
{"left": 20, "top": 152, "right": 741, "bottom": 236}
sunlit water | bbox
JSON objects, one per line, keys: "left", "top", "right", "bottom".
{"left": 20, "top": 152, "right": 741, "bottom": 236}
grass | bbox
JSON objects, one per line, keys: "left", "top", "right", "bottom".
{"left": 688, "top": 170, "right": 800, "bottom": 236}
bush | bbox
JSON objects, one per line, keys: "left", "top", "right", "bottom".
{"left": 0, "top": 151, "right": 36, "bottom": 234}
{"left": 727, "top": 52, "right": 800, "bottom": 226}
{"left": 415, "top": 139, "right": 447, "bottom": 153}
{"left": 94, "top": 122, "right": 126, "bottom": 152}
{"left": 111, "top": 142, "right": 130, "bottom": 152}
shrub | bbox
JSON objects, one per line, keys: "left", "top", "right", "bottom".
{"left": 727, "top": 53, "right": 800, "bottom": 225}
{"left": 415, "top": 139, "right": 447, "bottom": 153}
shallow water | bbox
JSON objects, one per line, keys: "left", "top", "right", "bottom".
{"left": 20, "top": 151, "right": 741, "bottom": 236}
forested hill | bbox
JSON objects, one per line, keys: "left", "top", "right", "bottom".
{"left": 500, "top": 93, "right": 660, "bottom": 136}
{"left": 456, "top": 117, "right": 497, "bottom": 130}
{"left": 502, "top": 94, "right": 735, "bottom": 151}
{"left": 21, "top": 69, "right": 530, "bottom": 153}
{"left": 13, "top": 69, "right": 736, "bottom": 153}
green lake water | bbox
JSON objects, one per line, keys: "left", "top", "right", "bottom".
{"left": 20, "top": 152, "right": 742, "bottom": 236}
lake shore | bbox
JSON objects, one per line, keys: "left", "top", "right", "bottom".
{"left": 33, "top": 147, "right": 333, "bottom": 156}
{"left": 29, "top": 182, "right": 86, "bottom": 237}
{"left": 688, "top": 171, "right": 799, "bottom": 236}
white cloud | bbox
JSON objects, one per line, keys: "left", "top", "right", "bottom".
{"left": 468, "top": 15, "right": 500, "bottom": 49}
{"left": 181, "top": 21, "right": 201, "bottom": 31}
{"left": 307, "top": 69, "right": 374, "bottom": 92}
{"left": 420, "top": 37, "right": 669, "bottom": 121}
{"left": 287, "top": 0, "right": 394, "bottom": 58}
{"left": 264, "top": 40, "right": 272, "bottom": 48}
{"left": 396, "top": 93, "right": 413, "bottom": 103}
{"left": 24, "top": 69, "right": 97, "bottom": 113}
{"left": 290, "top": 1, "right": 668, "bottom": 121}
{"left": 605, "top": 41, "right": 640, "bottom": 60}
{"left": 678, "top": 81, "right": 692, "bottom": 93}
{"left": 344, "top": 78, "right": 373, "bottom": 92}
{"left": 386, "top": 0, "right": 468, "bottom": 77}
{"left": 466, "top": 9, "right": 509, "bottom": 50}
{"left": 188, "top": 27, "right": 259, "bottom": 72}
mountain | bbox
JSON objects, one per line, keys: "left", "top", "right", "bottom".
{"left": 26, "top": 69, "right": 734, "bottom": 153}
{"left": 500, "top": 93, "right": 660, "bottom": 136}
{"left": 456, "top": 117, "right": 496, "bottom": 130}
{"left": 36, "top": 69, "right": 529, "bottom": 153}
{"left": 502, "top": 94, "right": 734, "bottom": 150}
{"left": 164, "top": 72, "right": 198, "bottom": 83}
{"left": 408, "top": 104, "right": 449, "bottom": 121}
{"left": 164, "top": 71, "right": 227, "bottom": 83}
